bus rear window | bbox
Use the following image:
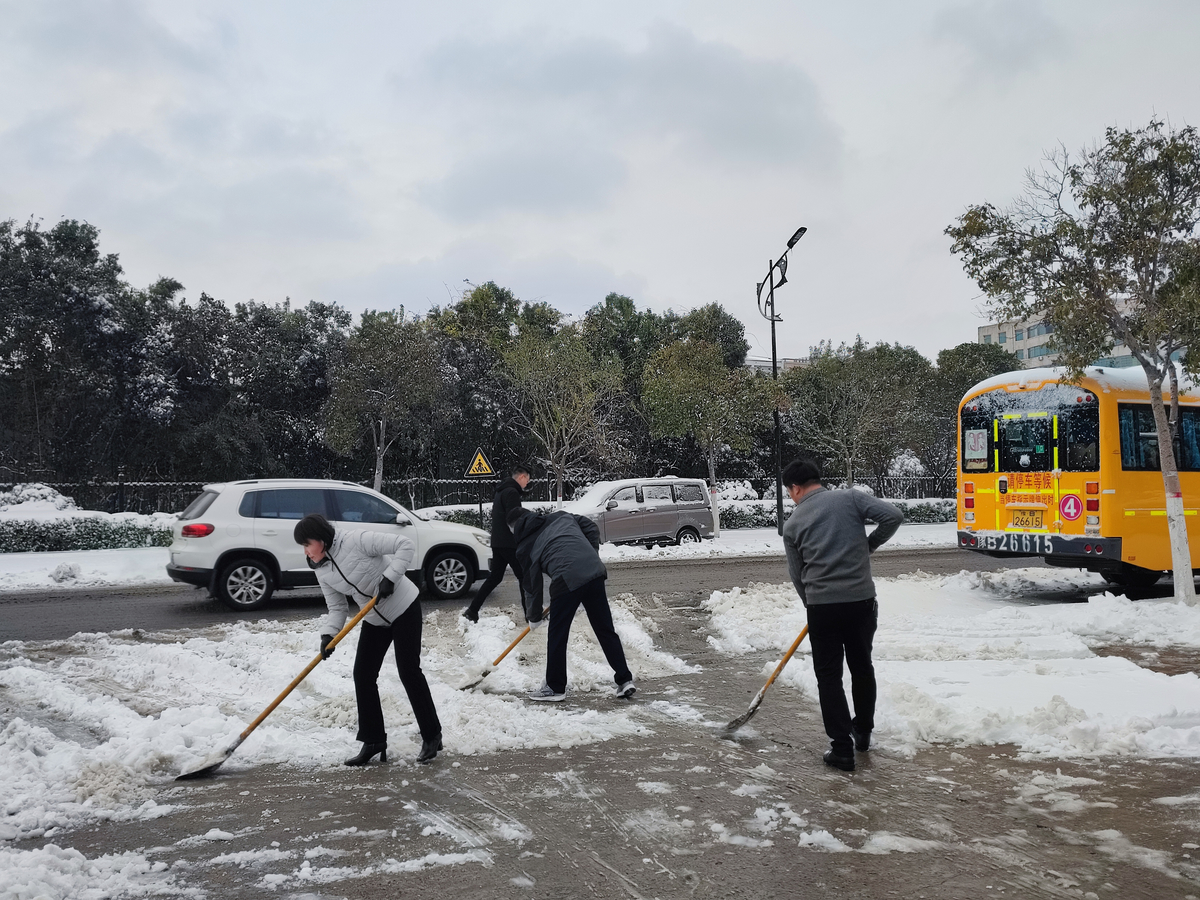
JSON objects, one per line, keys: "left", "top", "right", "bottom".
{"left": 999, "top": 417, "right": 1051, "bottom": 471}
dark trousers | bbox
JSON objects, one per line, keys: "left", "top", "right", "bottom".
{"left": 464, "top": 547, "right": 523, "bottom": 617}
{"left": 353, "top": 600, "right": 441, "bottom": 744}
{"left": 546, "top": 577, "right": 632, "bottom": 694}
{"left": 806, "top": 598, "right": 878, "bottom": 756}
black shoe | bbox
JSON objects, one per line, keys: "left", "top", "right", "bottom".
{"left": 823, "top": 749, "right": 855, "bottom": 772}
{"left": 461, "top": 609, "right": 479, "bottom": 623}
{"left": 344, "top": 742, "right": 387, "bottom": 766}
{"left": 851, "top": 729, "right": 871, "bottom": 752}
{"left": 417, "top": 735, "right": 442, "bottom": 764}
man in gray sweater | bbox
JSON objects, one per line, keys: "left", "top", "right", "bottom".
{"left": 782, "top": 459, "right": 903, "bottom": 772}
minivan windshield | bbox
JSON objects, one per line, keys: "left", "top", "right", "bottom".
{"left": 569, "top": 481, "right": 622, "bottom": 509}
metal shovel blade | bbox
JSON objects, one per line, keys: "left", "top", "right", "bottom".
{"left": 175, "top": 744, "right": 237, "bottom": 781}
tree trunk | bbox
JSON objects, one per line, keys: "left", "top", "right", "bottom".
{"left": 373, "top": 418, "right": 386, "bottom": 493}
{"left": 1145, "top": 368, "right": 1196, "bottom": 605}
{"left": 707, "top": 445, "right": 721, "bottom": 539}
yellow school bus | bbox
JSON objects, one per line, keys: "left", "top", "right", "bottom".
{"left": 956, "top": 366, "right": 1200, "bottom": 586}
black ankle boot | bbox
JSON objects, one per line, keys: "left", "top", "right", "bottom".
{"left": 344, "top": 742, "right": 387, "bottom": 766}
{"left": 416, "top": 735, "right": 442, "bottom": 764}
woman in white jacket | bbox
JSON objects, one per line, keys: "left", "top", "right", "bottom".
{"left": 293, "top": 514, "right": 442, "bottom": 765}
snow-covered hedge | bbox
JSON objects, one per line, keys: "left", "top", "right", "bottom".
{"left": 0, "top": 484, "right": 175, "bottom": 553}
{"left": 0, "top": 519, "right": 174, "bottom": 553}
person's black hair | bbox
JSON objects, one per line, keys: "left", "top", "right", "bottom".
{"left": 781, "top": 459, "right": 822, "bottom": 488}
{"left": 507, "top": 507, "right": 530, "bottom": 529}
{"left": 512, "top": 464, "right": 532, "bottom": 477}
{"left": 293, "top": 513, "right": 336, "bottom": 547}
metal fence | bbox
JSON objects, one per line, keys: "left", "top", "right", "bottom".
{"left": 0, "top": 477, "right": 562, "bottom": 515}
{"left": 1, "top": 473, "right": 948, "bottom": 515}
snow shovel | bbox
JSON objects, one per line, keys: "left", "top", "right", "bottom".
{"left": 724, "top": 625, "right": 808, "bottom": 735}
{"left": 175, "top": 594, "right": 378, "bottom": 780}
{"left": 457, "top": 607, "right": 549, "bottom": 691}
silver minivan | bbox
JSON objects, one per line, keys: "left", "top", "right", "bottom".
{"left": 564, "top": 477, "right": 714, "bottom": 545}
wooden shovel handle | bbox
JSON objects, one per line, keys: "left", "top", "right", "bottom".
{"left": 761, "top": 625, "right": 808, "bottom": 694}
{"left": 490, "top": 606, "right": 550, "bottom": 667}
{"left": 236, "top": 594, "right": 379, "bottom": 741}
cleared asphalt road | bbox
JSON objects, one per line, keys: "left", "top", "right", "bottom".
{"left": 0, "top": 548, "right": 1054, "bottom": 643}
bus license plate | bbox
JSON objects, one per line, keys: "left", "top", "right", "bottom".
{"left": 1010, "top": 509, "right": 1043, "bottom": 529}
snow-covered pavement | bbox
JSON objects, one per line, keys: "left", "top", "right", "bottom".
{"left": 5, "top": 559, "right": 1200, "bottom": 896}
{"left": 0, "top": 523, "right": 957, "bottom": 592}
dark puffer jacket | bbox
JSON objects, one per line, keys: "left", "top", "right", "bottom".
{"left": 511, "top": 510, "right": 606, "bottom": 622}
{"left": 489, "top": 477, "right": 526, "bottom": 550}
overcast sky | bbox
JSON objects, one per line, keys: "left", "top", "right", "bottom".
{"left": 2, "top": 1, "right": 1197, "bottom": 361}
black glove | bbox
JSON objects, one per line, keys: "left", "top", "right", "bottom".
{"left": 377, "top": 576, "right": 395, "bottom": 600}
{"left": 320, "top": 634, "right": 335, "bottom": 659}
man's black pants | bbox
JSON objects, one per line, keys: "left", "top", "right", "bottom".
{"left": 354, "top": 600, "right": 441, "bottom": 744}
{"left": 546, "top": 577, "right": 632, "bottom": 694}
{"left": 806, "top": 598, "right": 877, "bottom": 757}
{"left": 464, "top": 548, "right": 523, "bottom": 618}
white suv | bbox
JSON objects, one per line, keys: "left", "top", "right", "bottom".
{"left": 167, "top": 479, "right": 492, "bottom": 611}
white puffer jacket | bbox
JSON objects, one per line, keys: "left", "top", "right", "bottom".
{"left": 314, "top": 530, "right": 419, "bottom": 637}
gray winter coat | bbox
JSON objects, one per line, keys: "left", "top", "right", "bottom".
{"left": 314, "top": 529, "right": 419, "bottom": 636}
{"left": 512, "top": 511, "right": 606, "bottom": 621}
{"left": 783, "top": 487, "right": 903, "bottom": 607}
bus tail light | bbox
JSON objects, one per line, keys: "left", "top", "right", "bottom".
{"left": 1086, "top": 482, "right": 1099, "bottom": 494}
{"left": 1086, "top": 499, "right": 1099, "bottom": 511}
{"left": 964, "top": 482, "right": 975, "bottom": 494}
{"left": 1084, "top": 544, "right": 1092, "bottom": 553}
{"left": 964, "top": 497, "right": 975, "bottom": 509}
{"left": 1094, "top": 544, "right": 1103, "bottom": 554}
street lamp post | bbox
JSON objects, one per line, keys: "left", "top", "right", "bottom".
{"left": 756, "top": 226, "right": 807, "bottom": 535}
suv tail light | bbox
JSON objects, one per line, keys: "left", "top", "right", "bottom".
{"left": 182, "top": 523, "right": 215, "bottom": 537}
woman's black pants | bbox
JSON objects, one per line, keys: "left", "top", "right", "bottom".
{"left": 353, "top": 600, "right": 441, "bottom": 744}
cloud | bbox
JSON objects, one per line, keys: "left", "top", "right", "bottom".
{"left": 2, "top": 0, "right": 218, "bottom": 74}
{"left": 409, "top": 24, "right": 840, "bottom": 220}
{"left": 418, "top": 142, "right": 627, "bottom": 220}
{"left": 316, "top": 240, "right": 649, "bottom": 320}
{"left": 933, "top": 0, "right": 1066, "bottom": 78}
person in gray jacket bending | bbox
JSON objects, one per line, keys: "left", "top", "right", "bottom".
{"left": 508, "top": 508, "right": 635, "bottom": 702}
{"left": 781, "top": 459, "right": 903, "bottom": 772}
{"left": 293, "top": 514, "right": 442, "bottom": 766}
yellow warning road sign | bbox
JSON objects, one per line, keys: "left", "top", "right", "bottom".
{"left": 464, "top": 447, "right": 496, "bottom": 478}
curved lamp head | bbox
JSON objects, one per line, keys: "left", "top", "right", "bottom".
{"left": 786, "top": 226, "right": 808, "bottom": 249}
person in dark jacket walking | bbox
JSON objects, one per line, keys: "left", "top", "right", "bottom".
{"left": 293, "top": 514, "right": 443, "bottom": 766}
{"left": 781, "top": 459, "right": 903, "bottom": 772}
{"left": 462, "top": 465, "right": 531, "bottom": 623}
{"left": 508, "top": 507, "right": 635, "bottom": 702}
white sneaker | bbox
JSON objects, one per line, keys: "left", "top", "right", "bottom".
{"left": 527, "top": 683, "right": 566, "bottom": 702}
{"left": 614, "top": 680, "right": 636, "bottom": 699}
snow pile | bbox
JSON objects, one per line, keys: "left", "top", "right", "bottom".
{"left": 0, "top": 548, "right": 174, "bottom": 591}
{"left": 0, "top": 483, "right": 174, "bottom": 529}
{"left": 0, "top": 603, "right": 692, "bottom": 843}
{"left": 716, "top": 480, "right": 758, "bottom": 501}
{"left": 704, "top": 568, "right": 1200, "bottom": 758}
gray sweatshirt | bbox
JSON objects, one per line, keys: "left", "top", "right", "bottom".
{"left": 783, "top": 487, "right": 903, "bottom": 607}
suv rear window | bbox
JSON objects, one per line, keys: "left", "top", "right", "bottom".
{"left": 179, "top": 490, "right": 219, "bottom": 520}
{"left": 675, "top": 484, "right": 704, "bottom": 503}
{"left": 241, "top": 489, "right": 330, "bottom": 519}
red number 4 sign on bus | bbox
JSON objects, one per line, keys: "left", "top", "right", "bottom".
{"left": 1059, "top": 494, "right": 1083, "bottom": 521}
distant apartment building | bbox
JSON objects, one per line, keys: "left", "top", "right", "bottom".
{"left": 977, "top": 316, "right": 1137, "bottom": 369}
{"left": 744, "top": 356, "right": 809, "bottom": 376}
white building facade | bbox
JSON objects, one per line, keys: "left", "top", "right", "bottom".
{"left": 977, "top": 317, "right": 1137, "bottom": 369}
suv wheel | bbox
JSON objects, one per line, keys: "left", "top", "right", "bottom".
{"left": 675, "top": 527, "right": 702, "bottom": 545}
{"left": 217, "top": 558, "right": 275, "bottom": 611}
{"left": 425, "top": 550, "right": 472, "bottom": 600}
